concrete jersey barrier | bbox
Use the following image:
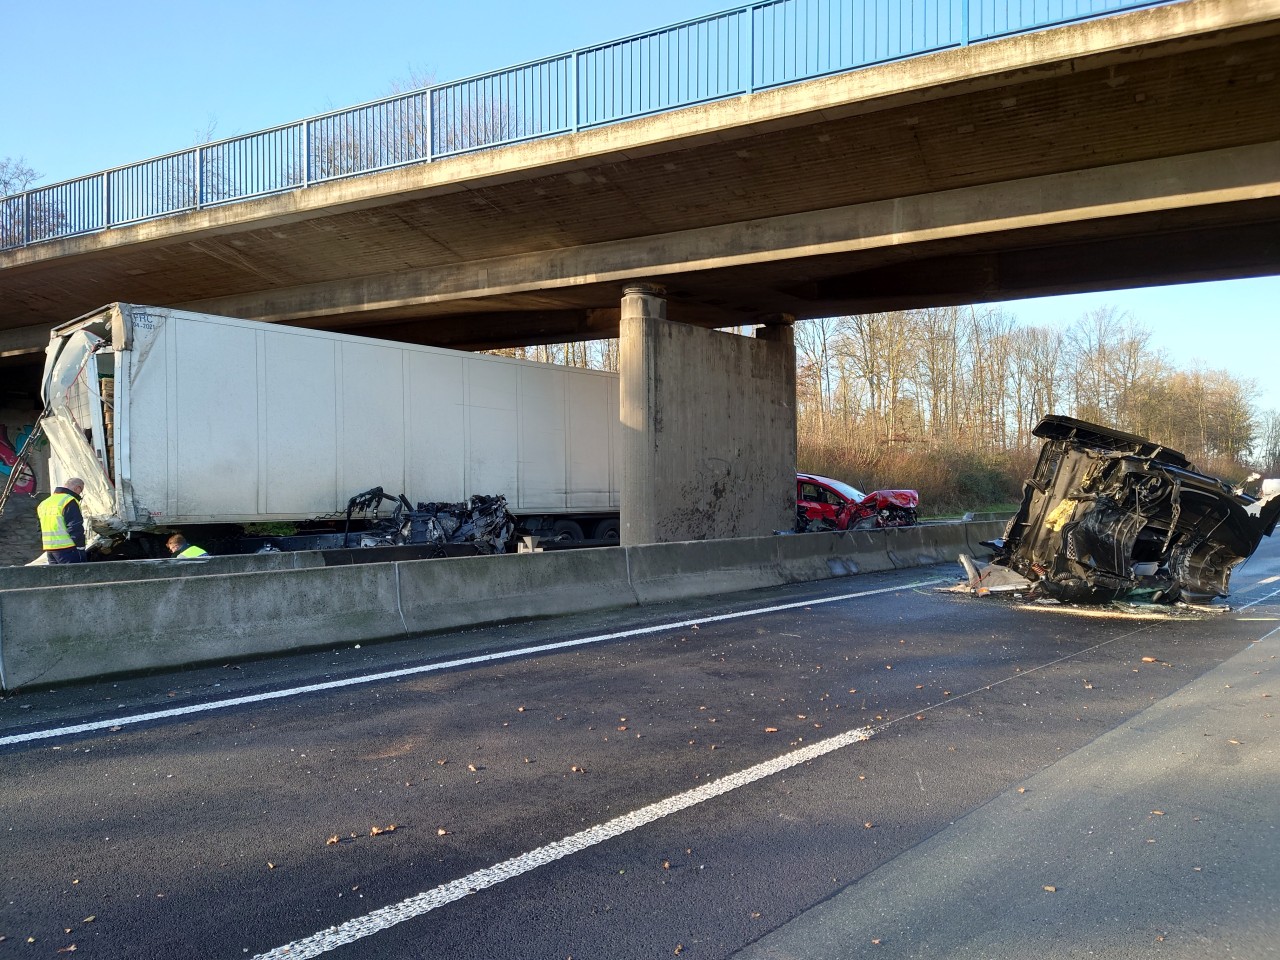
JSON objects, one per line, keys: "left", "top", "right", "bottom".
{"left": 0, "top": 523, "right": 986, "bottom": 691}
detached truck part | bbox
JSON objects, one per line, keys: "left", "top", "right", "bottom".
{"left": 41, "top": 304, "right": 621, "bottom": 548}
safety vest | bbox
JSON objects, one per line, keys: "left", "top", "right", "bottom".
{"left": 177, "top": 545, "right": 209, "bottom": 558}
{"left": 38, "top": 492, "right": 78, "bottom": 550}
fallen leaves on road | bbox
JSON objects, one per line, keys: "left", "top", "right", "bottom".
{"left": 370, "top": 824, "right": 398, "bottom": 836}
{"left": 326, "top": 836, "right": 340, "bottom": 846}
{"left": 1152, "top": 810, "right": 1165, "bottom": 816}
{"left": 764, "top": 727, "right": 779, "bottom": 733}
{"left": 1141, "top": 656, "right": 1161, "bottom": 664}
{"left": 437, "top": 828, "right": 449, "bottom": 836}
{"left": 863, "top": 822, "right": 874, "bottom": 829}
{"left": 1043, "top": 885, "right": 1057, "bottom": 893}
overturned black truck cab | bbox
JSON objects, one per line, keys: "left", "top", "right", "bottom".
{"left": 985, "top": 416, "right": 1280, "bottom": 605}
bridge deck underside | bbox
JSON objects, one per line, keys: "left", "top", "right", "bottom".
{"left": 2, "top": 4, "right": 1278, "bottom": 354}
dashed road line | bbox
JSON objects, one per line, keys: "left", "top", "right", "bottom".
{"left": 1239, "top": 586, "right": 1280, "bottom": 611}
{"left": 251, "top": 724, "right": 875, "bottom": 959}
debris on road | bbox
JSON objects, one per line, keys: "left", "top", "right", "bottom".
{"left": 957, "top": 416, "right": 1280, "bottom": 605}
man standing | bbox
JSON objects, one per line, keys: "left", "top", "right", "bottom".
{"left": 166, "top": 534, "right": 209, "bottom": 558}
{"left": 38, "top": 477, "right": 87, "bottom": 564}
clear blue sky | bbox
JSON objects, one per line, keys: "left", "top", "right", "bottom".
{"left": 4, "top": 0, "right": 1276, "bottom": 413}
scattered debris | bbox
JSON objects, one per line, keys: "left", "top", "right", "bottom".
{"left": 958, "top": 416, "right": 1280, "bottom": 605}
{"left": 343, "top": 488, "right": 515, "bottom": 553}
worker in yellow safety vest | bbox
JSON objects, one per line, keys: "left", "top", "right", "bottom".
{"left": 166, "top": 534, "right": 210, "bottom": 559}
{"left": 38, "top": 477, "right": 87, "bottom": 564}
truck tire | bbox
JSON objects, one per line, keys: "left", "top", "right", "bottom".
{"left": 592, "top": 518, "right": 621, "bottom": 542}
{"left": 551, "top": 519, "right": 585, "bottom": 542}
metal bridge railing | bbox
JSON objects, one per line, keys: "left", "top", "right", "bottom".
{"left": 0, "top": 0, "right": 1163, "bottom": 252}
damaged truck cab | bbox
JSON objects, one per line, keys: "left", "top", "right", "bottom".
{"left": 991, "top": 416, "right": 1280, "bottom": 604}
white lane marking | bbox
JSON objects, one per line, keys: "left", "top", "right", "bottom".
{"left": 1239, "top": 587, "right": 1280, "bottom": 611}
{"left": 252, "top": 579, "right": 1280, "bottom": 959}
{"left": 1261, "top": 576, "right": 1280, "bottom": 585}
{"left": 252, "top": 724, "right": 875, "bottom": 960}
{"left": 1, "top": 578, "right": 944, "bottom": 748}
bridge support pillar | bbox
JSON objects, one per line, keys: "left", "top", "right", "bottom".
{"left": 619, "top": 286, "right": 796, "bottom": 545}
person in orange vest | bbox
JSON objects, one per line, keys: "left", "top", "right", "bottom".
{"left": 166, "top": 534, "right": 209, "bottom": 559}
{"left": 38, "top": 477, "right": 87, "bottom": 564}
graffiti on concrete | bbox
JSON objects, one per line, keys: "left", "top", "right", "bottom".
{"left": 0, "top": 421, "right": 44, "bottom": 496}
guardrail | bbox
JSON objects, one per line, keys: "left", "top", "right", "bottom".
{"left": 0, "top": 522, "right": 1005, "bottom": 690}
{"left": 0, "top": 0, "right": 1163, "bottom": 252}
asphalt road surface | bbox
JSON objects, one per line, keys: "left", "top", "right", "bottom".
{"left": 3, "top": 539, "right": 1278, "bottom": 959}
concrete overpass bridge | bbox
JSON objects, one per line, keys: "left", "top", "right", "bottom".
{"left": 2, "top": 0, "right": 1278, "bottom": 544}
{"left": 2, "top": 0, "right": 1277, "bottom": 361}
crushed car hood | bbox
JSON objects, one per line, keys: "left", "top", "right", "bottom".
{"left": 987, "top": 416, "right": 1280, "bottom": 604}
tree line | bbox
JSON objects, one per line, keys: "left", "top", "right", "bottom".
{"left": 496, "top": 306, "right": 1278, "bottom": 512}
{"left": 791, "top": 305, "right": 1277, "bottom": 511}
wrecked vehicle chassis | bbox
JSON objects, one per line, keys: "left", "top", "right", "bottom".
{"left": 989, "top": 416, "right": 1280, "bottom": 605}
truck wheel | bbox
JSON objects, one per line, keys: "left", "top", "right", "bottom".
{"left": 593, "top": 518, "right": 621, "bottom": 542}
{"left": 551, "top": 519, "right": 584, "bottom": 542}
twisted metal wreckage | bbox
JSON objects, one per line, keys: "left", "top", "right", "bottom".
{"left": 336, "top": 488, "right": 515, "bottom": 554}
{"left": 960, "top": 416, "right": 1280, "bottom": 605}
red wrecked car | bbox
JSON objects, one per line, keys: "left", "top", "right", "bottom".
{"left": 796, "top": 473, "right": 919, "bottom": 530}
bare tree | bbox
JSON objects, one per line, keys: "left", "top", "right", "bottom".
{"left": 795, "top": 316, "right": 843, "bottom": 440}
{"left": 1254, "top": 410, "right": 1280, "bottom": 475}
{"left": 0, "top": 157, "right": 42, "bottom": 247}
{"left": 0, "top": 157, "right": 40, "bottom": 196}
{"left": 913, "top": 306, "right": 963, "bottom": 443}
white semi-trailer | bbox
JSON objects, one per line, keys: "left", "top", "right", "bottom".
{"left": 40, "top": 303, "right": 621, "bottom": 549}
